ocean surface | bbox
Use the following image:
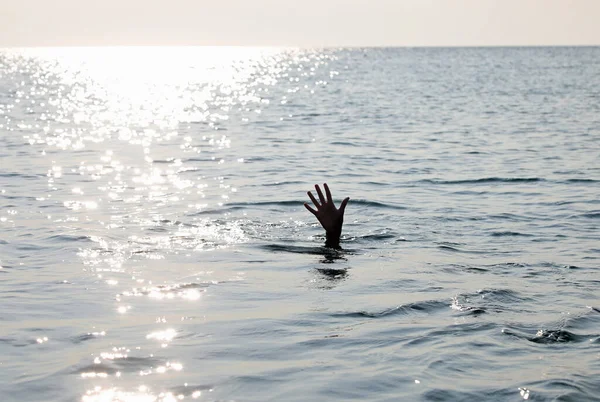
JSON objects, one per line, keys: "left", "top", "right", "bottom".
{"left": 0, "top": 47, "right": 599, "bottom": 402}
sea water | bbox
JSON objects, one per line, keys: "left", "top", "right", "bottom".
{"left": 0, "top": 47, "right": 599, "bottom": 401}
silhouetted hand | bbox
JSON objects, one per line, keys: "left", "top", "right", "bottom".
{"left": 304, "top": 183, "right": 349, "bottom": 248}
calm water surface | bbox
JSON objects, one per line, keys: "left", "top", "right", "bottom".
{"left": 0, "top": 47, "right": 599, "bottom": 401}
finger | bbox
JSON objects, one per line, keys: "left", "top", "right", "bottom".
{"left": 307, "top": 191, "right": 320, "bottom": 208}
{"left": 304, "top": 203, "right": 317, "bottom": 215}
{"left": 324, "top": 183, "right": 333, "bottom": 203}
{"left": 339, "top": 197, "right": 350, "bottom": 213}
{"left": 315, "top": 184, "right": 326, "bottom": 204}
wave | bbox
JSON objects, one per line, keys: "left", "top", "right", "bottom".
{"left": 225, "top": 200, "right": 301, "bottom": 207}
{"left": 356, "top": 233, "right": 397, "bottom": 241}
{"left": 119, "top": 282, "right": 212, "bottom": 299}
{"left": 330, "top": 300, "right": 449, "bottom": 319}
{"left": 72, "top": 355, "right": 168, "bottom": 376}
{"left": 420, "top": 177, "right": 599, "bottom": 186}
{"left": 530, "top": 329, "right": 584, "bottom": 344}
{"left": 47, "top": 234, "right": 93, "bottom": 243}
{"left": 486, "top": 212, "right": 536, "bottom": 221}
{"left": 262, "top": 243, "right": 350, "bottom": 257}
{"left": 263, "top": 181, "right": 305, "bottom": 187}
{"left": 519, "top": 377, "right": 600, "bottom": 401}
{"left": 564, "top": 178, "right": 599, "bottom": 183}
{"left": 360, "top": 181, "right": 392, "bottom": 186}
{"left": 490, "top": 231, "right": 534, "bottom": 237}
{"left": 475, "top": 288, "right": 528, "bottom": 303}
{"left": 347, "top": 199, "right": 407, "bottom": 210}
{"left": 330, "top": 141, "right": 360, "bottom": 146}
{"left": 218, "top": 199, "right": 406, "bottom": 211}
{"left": 71, "top": 332, "right": 107, "bottom": 343}
{"left": 445, "top": 289, "right": 530, "bottom": 317}
{"left": 0, "top": 172, "right": 44, "bottom": 179}
{"left": 436, "top": 244, "right": 489, "bottom": 254}
{"left": 502, "top": 308, "right": 600, "bottom": 344}
{"left": 420, "top": 177, "right": 544, "bottom": 185}
{"left": 195, "top": 201, "right": 302, "bottom": 214}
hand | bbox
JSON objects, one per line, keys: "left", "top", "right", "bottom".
{"left": 304, "top": 183, "right": 349, "bottom": 248}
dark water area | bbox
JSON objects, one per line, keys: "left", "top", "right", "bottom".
{"left": 0, "top": 47, "right": 599, "bottom": 401}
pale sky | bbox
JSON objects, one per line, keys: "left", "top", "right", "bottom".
{"left": 1, "top": 0, "right": 599, "bottom": 47}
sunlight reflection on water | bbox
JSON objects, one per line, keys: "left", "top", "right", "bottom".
{"left": 3, "top": 46, "right": 337, "bottom": 401}
{"left": 82, "top": 385, "right": 206, "bottom": 402}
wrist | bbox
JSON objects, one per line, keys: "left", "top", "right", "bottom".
{"left": 325, "top": 228, "right": 342, "bottom": 248}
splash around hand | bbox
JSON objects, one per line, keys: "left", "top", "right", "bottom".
{"left": 304, "top": 183, "right": 350, "bottom": 249}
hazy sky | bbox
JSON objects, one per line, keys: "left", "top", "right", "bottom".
{"left": 2, "top": 0, "right": 599, "bottom": 47}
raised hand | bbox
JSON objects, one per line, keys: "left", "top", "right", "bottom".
{"left": 304, "top": 183, "right": 350, "bottom": 249}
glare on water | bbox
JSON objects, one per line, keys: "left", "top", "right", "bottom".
{"left": 2, "top": 46, "right": 341, "bottom": 401}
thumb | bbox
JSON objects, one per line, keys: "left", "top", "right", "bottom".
{"left": 339, "top": 197, "right": 350, "bottom": 213}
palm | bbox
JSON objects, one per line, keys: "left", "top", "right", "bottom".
{"left": 304, "top": 183, "right": 350, "bottom": 239}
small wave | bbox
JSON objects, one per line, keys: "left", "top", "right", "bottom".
{"left": 422, "top": 389, "right": 484, "bottom": 401}
{"left": 330, "top": 300, "right": 448, "bottom": 319}
{"left": 451, "top": 297, "right": 487, "bottom": 315}
{"left": 120, "top": 282, "right": 211, "bottom": 299}
{"left": 348, "top": 199, "right": 407, "bottom": 210}
{"left": 262, "top": 243, "right": 346, "bottom": 256}
{"left": 420, "top": 177, "right": 544, "bottom": 185}
{"left": 71, "top": 331, "right": 106, "bottom": 343}
{"left": 296, "top": 112, "right": 329, "bottom": 117}
{"left": 529, "top": 329, "right": 583, "bottom": 344}
{"left": 502, "top": 326, "right": 590, "bottom": 344}
{"left": 450, "top": 190, "right": 489, "bottom": 195}
{"left": 437, "top": 243, "right": 487, "bottom": 254}
{"left": 0, "top": 172, "right": 44, "bottom": 179}
{"left": 152, "top": 159, "right": 178, "bottom": 164}
{"left": 504, "top": 262, "right": 528, "bottom": 267}
{"left": 181, "top": 157, "right": 216, "bottom": 163}
{"left": 523, "top": 377, "right": 599, "bottom": 401}
{"left": 487, "top": 213, "right": 535, "bottom": 221}
{"left": 245, "top": 156, "right": 271, "bottom": 162}
{"left": 330, "top": 141, "right": 360, "bottom": 146}
{"left": 476, "top": 288, "right": 528, "bottom": 303}
{"left": 358, "top": 232, "right": 397, "bottom": 241}
{"left": 73, "top": 355, "right": 166, "bottom": 376}
{"left": 194, "top": 200, "right": 302, "bottom": 215}
{"left": 450, "top": 289, "right": 527, "bottom": 316}
{"left": 263, "top": 181, "right": 305, "bottom": 187}
{"left": 48, "top": 234, "right": 92, "bottom": 243}
{"left": 564, "top": 178, "right": 599, "bottom": 183}
{"left": 193, "top": 206, "right": 246, "bottom": 215}
{"left": 360, "top": 181, "right": 391, "bottom": 186}
{"left": 457, "top": 306, "right": 487, "bottom": 316}
{"left": 73, "top": 363, "right": 119, "bottom": 376}
{"left": 1, "top": 195, "right": 38, "bottom": 202}
{"left": 490, "top": 231, "right": 534, "bottom": 237}
{"left": 225, "top": 200, "right": 301, "bottom": 207}
{"left": 168, "top": 384, "right": 214, "bottom": 397}
{"left": 0, "top": 336, "right": 36, "bottom": 347}
{"left": 438, "top": 245, "right": 460, "bottom": 252}
{"left": 579, "top": 212, "right": 600, "bottom": 219}
{"left": 462, "top": 265, "right": 489, "bottom": 273}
